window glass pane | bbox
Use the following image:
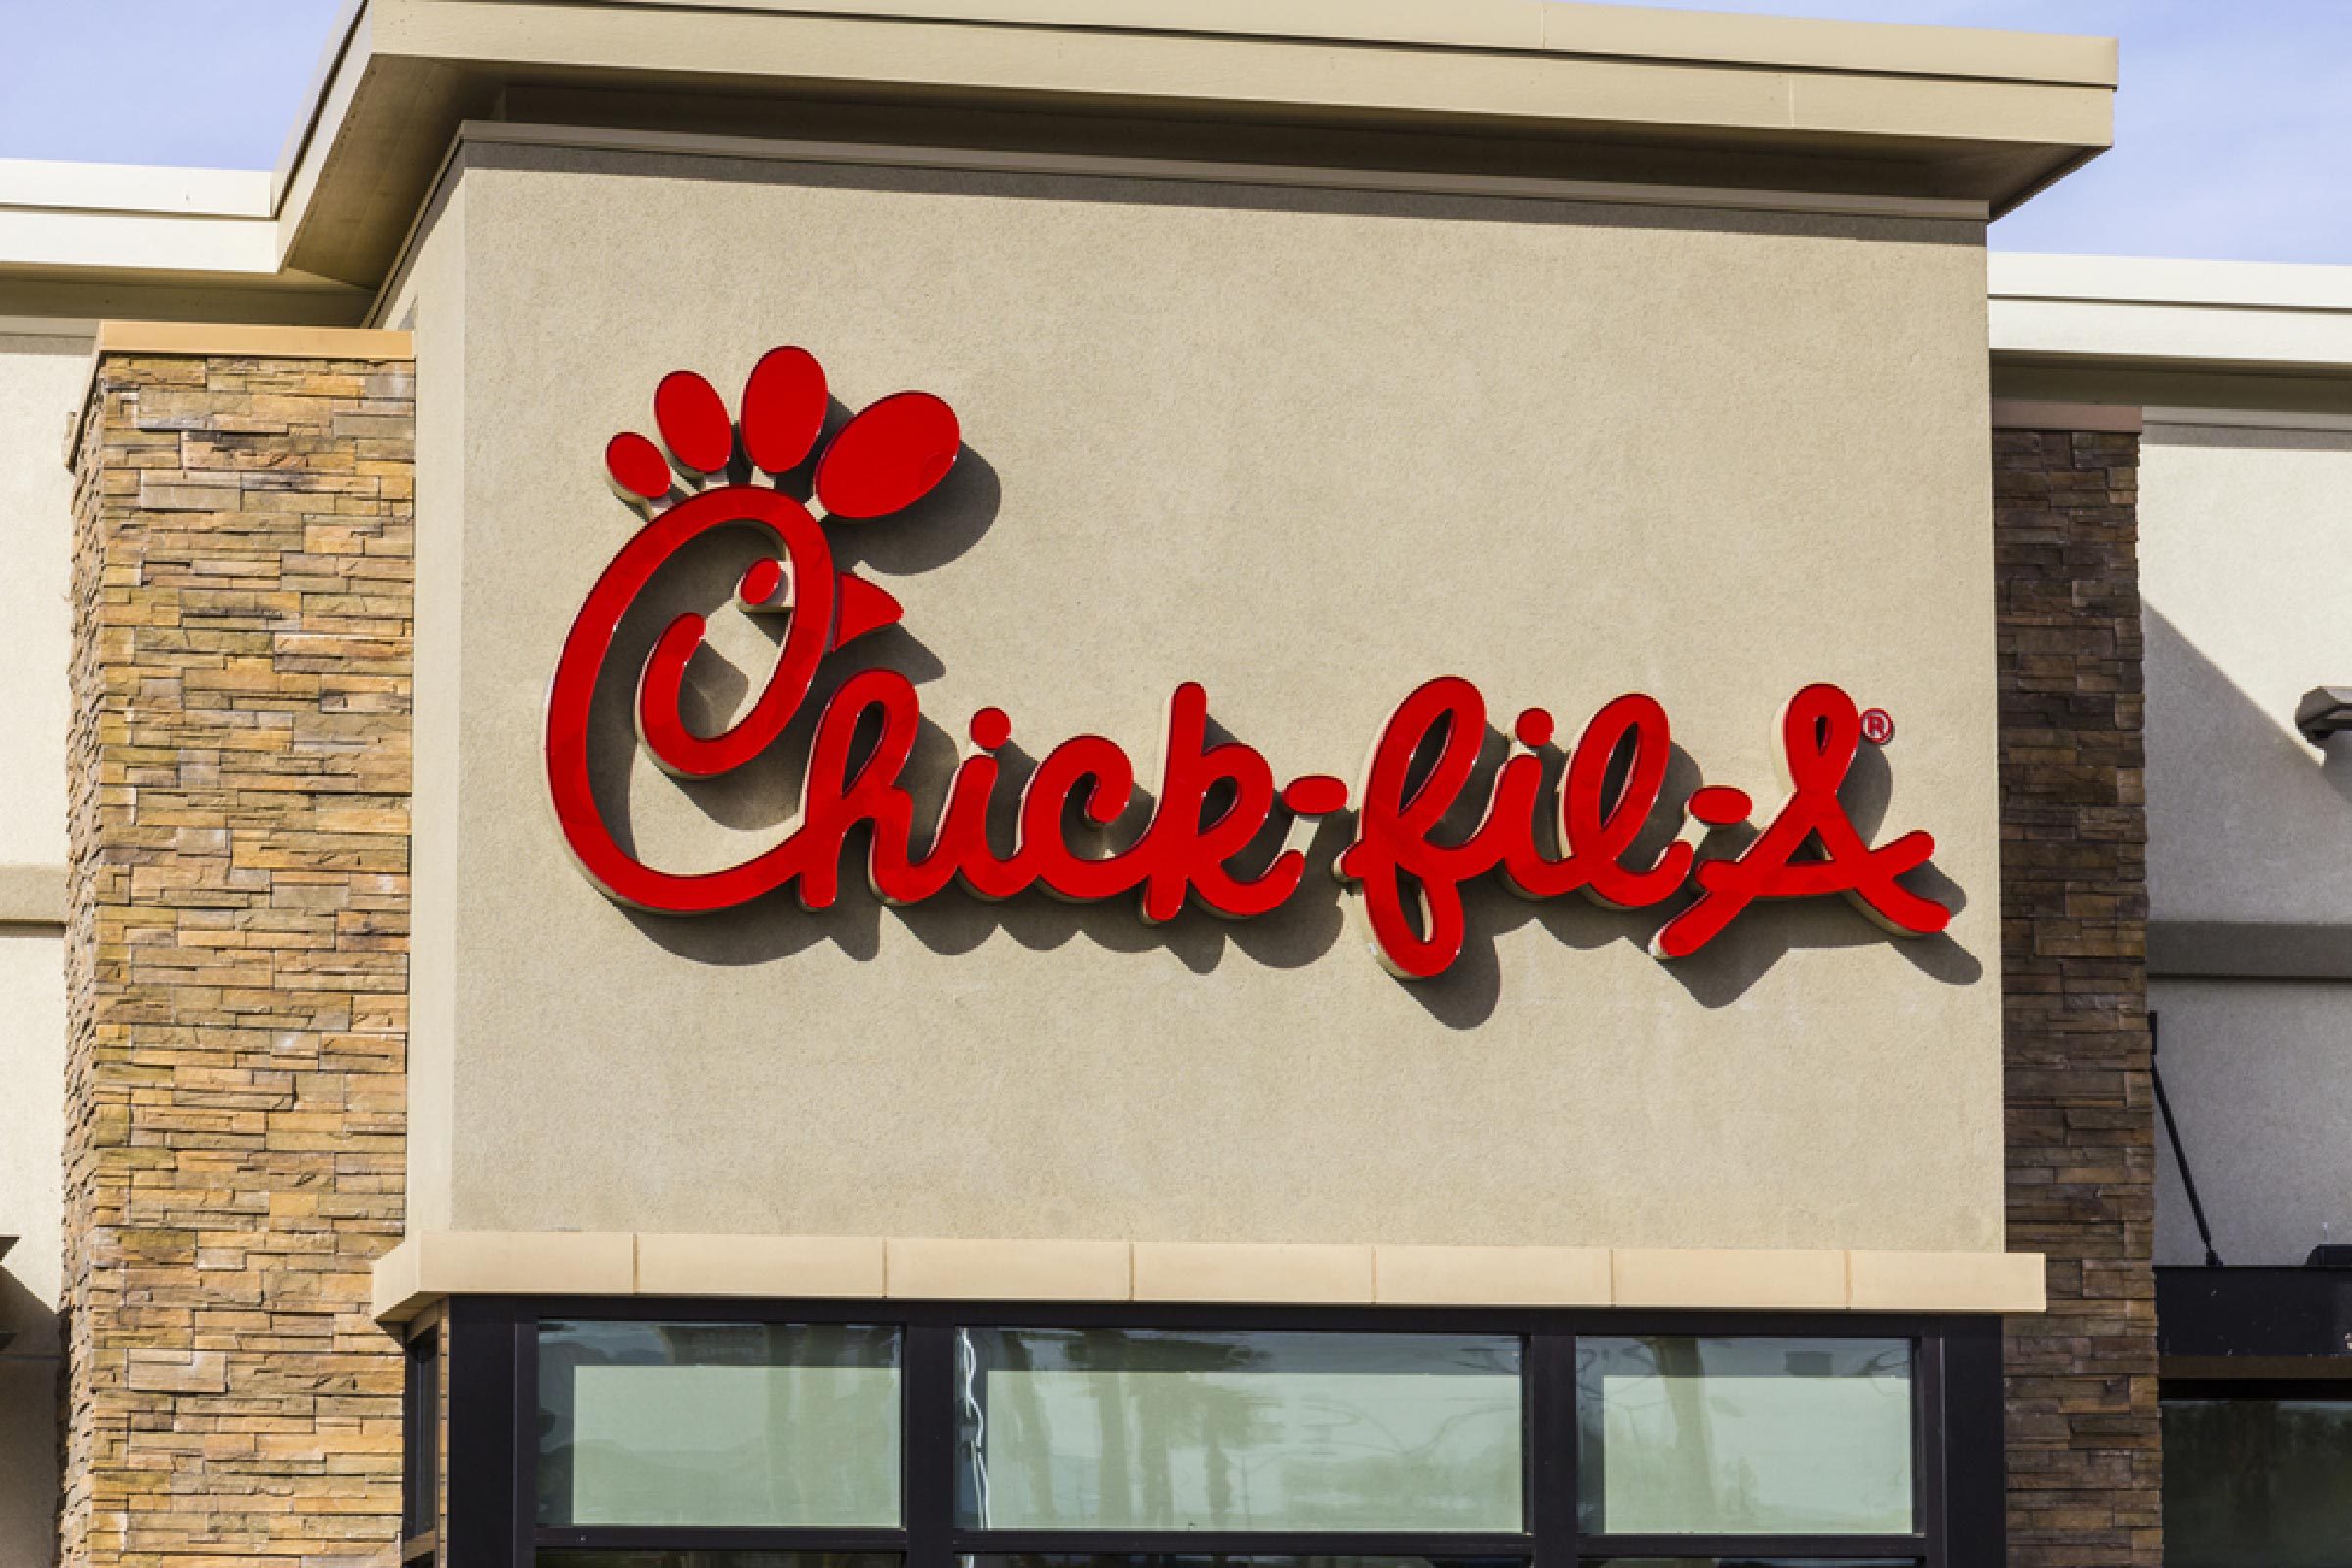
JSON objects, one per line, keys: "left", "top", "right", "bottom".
{"left": 401, "top": 1327, "right": 438, "bottom": 1543}
{"left": 955, "top": 1329, "right": 1523, "bottom": 1531}
{"left": 2163, "top": 1397, "right": 2352, "bottom": 1566}
{"left": 1576, "top": 1337, "right": 1913, "bottom": 1536}
{"left": 541, "top": 1555, "right": 900, "bottom": 1568}
{"left": 538, "top": 1321, "right": 900, "bottom": 1527}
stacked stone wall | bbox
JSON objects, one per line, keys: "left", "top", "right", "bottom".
{"left": 61, "top": 348, "right": 414, "bottom": 1566}
{"left": 1995, "top": 422, "right": 2159, "bottom": 1567}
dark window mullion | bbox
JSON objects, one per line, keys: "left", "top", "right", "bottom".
{"left": 535, "top": 1524, "right": 910, "bottom": 1552}
{"left": 512, "top": 1308, "right": 540, "bottom": 1568}
{"left": 906, "top": 1322, "right": 957, "bottom": 1568}
{"left": 1940, "top": 1316, "right": 2008, "bottom": 1566}
{"left": 1575, "top": 1530, "right": 1928, "bottom": 1558}
{"left": 1530, "top": 1329, "right": 1575, "bottom": 1568}
{"left": 945, "top": 1533, "right": 1533, "bottom": 1560}
{"left": 1918, "top": 1332, "right": 1947, "bottom": 1568}
{"left": 949, "top": 1530, "right": 1536, "bottom": 1556}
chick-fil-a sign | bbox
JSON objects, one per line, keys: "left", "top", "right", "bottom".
{"left": 545, "top": 347, "right": 1951, "bottom": 979}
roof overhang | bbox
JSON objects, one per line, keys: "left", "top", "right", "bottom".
{"left": 3, "top": 0, "right": 2114, "bottom": 324}
{"left": 1990, "top": 254, "right": 2352, "bottom": 416}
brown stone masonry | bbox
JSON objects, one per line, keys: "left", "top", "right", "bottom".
{"left": 62, "top": 349, "right": 414, "bottom": 1567}
{"left": 1994, "top": 425, "right": 2158, "bottom": 1567}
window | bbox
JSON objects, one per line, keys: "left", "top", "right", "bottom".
{"left": 539, "top": 1321, "right": 902, "bottom": 1528}
{"left": 955, "top": 1329, "right": 1522, "bottom": 1532}
{"left": 401, "top": 1319, "right": 440, "bottom": 1562}
{"left": 2163, "top": 1388, "right": 2352, "bottom": 1567}
{"left": 447, "top": 1299, "right": 1996, "bottom": 1567}
{"left": 1575, "top": 1338, "right": 1915, "bottom": 1536}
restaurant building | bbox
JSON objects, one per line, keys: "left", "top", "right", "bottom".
{"left": 0, "top": 2, "right": 2341, "bottom": 1565}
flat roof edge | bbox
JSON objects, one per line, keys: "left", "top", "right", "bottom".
{"left": 1991, "top": 256, "right": 2352, "bottom": 390}
{"left": 0, "top": 158, "right": 274, "bottom": 218}
{"left": 457, "top": 0, "right": 2117, "bottom": 88}
{"left": 1994, "top": 253, "right": 2352, "bottom": 314}
{"left": 7, "top": 0, "right": 2118, "bottom": 292}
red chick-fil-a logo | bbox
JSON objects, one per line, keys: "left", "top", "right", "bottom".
{"left": 544, "top": 347, "right": 1954, "bottom": 979}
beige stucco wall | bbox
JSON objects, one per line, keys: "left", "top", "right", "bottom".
{"left": 407, "top": 140, "right": 2006, "bottom": 1254}
{"left": 0, "top": 333, "right": 77, "bottom": 1568}
{"left": 0, "top": 335, "right": 76, "bottom": 871}
{"left": 398, "top": 181, "right": 468, "bottom": 1253}
{"left": 2139, "top": 417, "right": 2352, "bottom": 1267}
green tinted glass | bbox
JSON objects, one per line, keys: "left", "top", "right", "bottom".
{"left": 955, "top": 1328, "right": 1523, "bottom": 1531}
{"left": 1576, "top": 1337, "right": 1914, "bottom": 1536}
{"left": 2163, "top": 1398, "right": 2352, "bottom": 1567}
{"left": 538, "top": 1321, "right": 900, "bottom": 1528}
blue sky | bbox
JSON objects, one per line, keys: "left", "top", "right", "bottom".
{"left": 1, "top": 0, "right": 2345, "bottom": 264}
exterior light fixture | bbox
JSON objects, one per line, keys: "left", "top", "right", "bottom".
{"left": 2296, "top": 687, "right": 2352, "bottom": 745}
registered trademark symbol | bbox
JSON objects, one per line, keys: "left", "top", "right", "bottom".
{"left": 1860, "top": 708, "right": 1895, "bottom": 745}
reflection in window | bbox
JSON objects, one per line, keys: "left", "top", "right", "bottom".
{"left": 1576, "top": 1338, "right": 1914, "bottom": 1536}
{"left": 954, "top": 1329, "right": 1524, "bottom": 1531}
{"left": 2164, "top": 1397, "right": 2352, "bottom": 1567}
{"left": 539, "top": 1322, "right": 900, "bottom": 1528}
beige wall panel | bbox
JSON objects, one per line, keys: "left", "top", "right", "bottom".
{"left": 407, "top": 185, "right": 468, "bottom": 1233}
{"left": 416, "top": 145, "right": 2004, "bottom": 1253}
{"left": 0, "top": 930, "right": 66, "bottom": 1568}
{"left": 2151, "top": 978, "right": 2352, "bottom": 1267}
{"left": 0, "top": 336, "right": 70, "bottom": 1566}
{"left": 2141, "top": 421, "right": 2352, "bottom": 925}
{"left": 0, "top": 336, "right": 80, "bottom": 871}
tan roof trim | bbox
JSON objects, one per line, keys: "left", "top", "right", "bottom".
{"left": 92, "top": 321, "right": 413, "bottom": 359}
{"left": 1991, "top": 398, "right": 2141, "bottom": 433}
{"left": 4, "top": 0, "right": 2113, "bottom": 302}
{"left": 436, "top": 0, "right": 2116, "bottom": 87}
{"left": 385, "top": 0, "right": 2112, "bottom": 151}
{"left": 371, "top": 1229, "right": 2049, "bottom": 1323}
{"left": 0, "top": 865, "right": 66, "bottom": 928}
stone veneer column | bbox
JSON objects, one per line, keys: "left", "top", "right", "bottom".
{"left": 61, "top": 335, "right": 414, "bottom": 1567}
{"left": 1993, "top": 416, "right": 2159, "bottom": 1566}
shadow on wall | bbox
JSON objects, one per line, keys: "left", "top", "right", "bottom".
{"left": 0, "top": 1265, "right": 61, "bottom": 1568}
{"left": 578, "top": 422, "right": 1977, "bottom": 1027}
{"left": 2143, "top": 601, "right": 2352, "bottom": 1267}
{"left": 2143, "top": 604, "right": 2352, "bottom": 924}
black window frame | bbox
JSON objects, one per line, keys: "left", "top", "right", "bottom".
{"left": 439, "top": 1295, "right": 2005, "bottom": 1568}
{"left": 401, "top": 1307, "right": 443, "bottom": 1566}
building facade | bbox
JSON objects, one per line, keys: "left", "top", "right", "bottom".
{"left": 1991, "top": 254, "right": 2352, "bottom": 1563}
{"left": 0, "top": 3, "right": 2340, "bottom": 1565}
